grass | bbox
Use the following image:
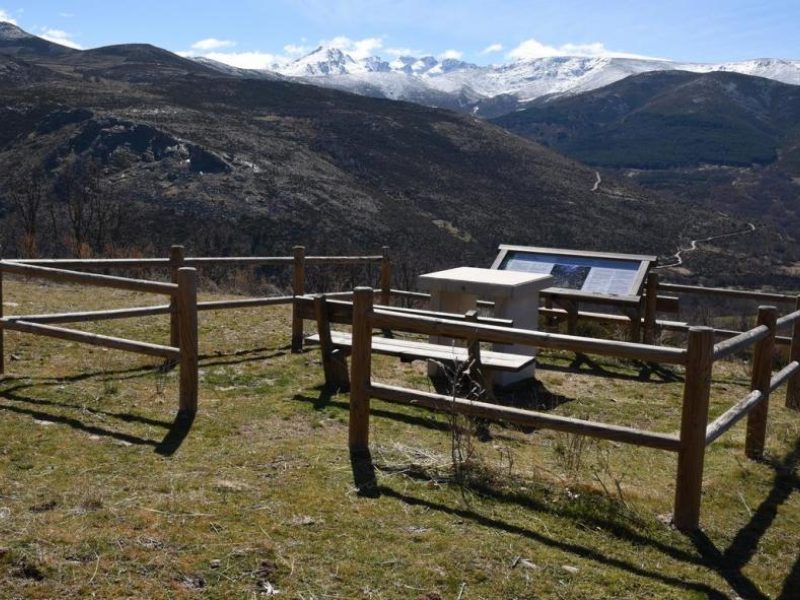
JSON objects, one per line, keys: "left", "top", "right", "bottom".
{"left": 1, "top": 278, "right": 799, "bottom": 598}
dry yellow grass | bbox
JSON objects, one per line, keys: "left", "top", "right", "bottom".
{"left": 1, "top": 277, "right": 798, "bottom": 599}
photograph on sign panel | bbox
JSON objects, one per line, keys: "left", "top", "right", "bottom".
{"left": 549, "top": 264, "right": 591, "bottom": 289}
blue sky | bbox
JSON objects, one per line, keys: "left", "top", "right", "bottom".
{"left": 2, "top": 1, "right": 799, "bottom": 69}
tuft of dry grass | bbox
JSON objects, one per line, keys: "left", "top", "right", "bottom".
{"left": 1, "top": 277, "right": 799, "bottom": 598}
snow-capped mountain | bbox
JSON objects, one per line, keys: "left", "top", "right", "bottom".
{"left": 267, "top": 46, "right": 800, "bottom": 116}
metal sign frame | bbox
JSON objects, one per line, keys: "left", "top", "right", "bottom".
{"left": 491, "top": 245, "right": 657, "bottom": 305}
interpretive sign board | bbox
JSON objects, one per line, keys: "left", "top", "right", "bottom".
{"left": 491, "top": 245, "right": 657, "bottom": 304}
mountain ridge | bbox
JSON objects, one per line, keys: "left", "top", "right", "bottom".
{"left": 261, "top": 43, "right": 800, "bottom": 116}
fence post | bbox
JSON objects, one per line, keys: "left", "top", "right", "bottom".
{"left": 0, "top": 260, "right": 4, "bottom": 377}
{"left": 176, "top": 267, "right": 199, "bottom": 415}
{"left": 291, "top": 245, "right": 306, "bottom": 353}
{"left": 380, "top": 246, "right": 391, "bottom": 306}
{"left": 349, "top": 287, "right": 374, "bottom": 452}
{"left": 786, "top": 296, "right": 800, "bottom": 410}
{"left": 674, "top": 326, "right": 714, "bottom": 531}
{"left": 746, "top": 306, "right": 777, "bottom": 458}
{"left": 643, "top": 272, "right": 659, "bottom": 345}
{"left": 169, "top": 245, "right": 185, "bottom": 350}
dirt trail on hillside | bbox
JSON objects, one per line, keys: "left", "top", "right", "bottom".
{"left": 656, "top": 222, "right": 756, "bottom": 269}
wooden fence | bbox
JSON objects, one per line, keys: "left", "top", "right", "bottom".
{"left": 0, "top": 246, "right": 389, "bottom": 414}
{"left": 390, "top": 271, "right": 798, "bottom": 349}
{"left": 344, "top": 287, "right": 800, "bottom": 531}
{"left": 0, "top": 261, "right": 199, "bottom": 414}
{"left": 8, "top": 245, "right": 390, "bottom": 354}
{"left": 2, "top": 247, "right": 799, "bottom": 528}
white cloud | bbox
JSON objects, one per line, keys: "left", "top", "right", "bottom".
{"left": 198, "top": 51, "right": 286, "bottom": 70}
{"left": 481, "top": 43, "right": 503, "bottom": 55}
{"left": 59, "top": 12, "right": 74, "bottom": 18}
{"left": 0, "top": 8, "right": 17, "bottom": 24}
{"left": 385, "top": 47, "right": 424, "bottom": 57}
{"left": 439, "top": 49, "right": 463, "bottom": 60}
{"left": 283, "top": 43, "right": 311, "bottom": 57}
{"left": 507, "top": 38, "right": 658, "bottom": 61}
{"left": 321, "top": 35, "right": 383, "bottom": 59}
{"left": 39, "top": 28, "right": 82, "bottom": 49}
{"left": 191, "top": 38, "right": 236, "bottom": 51}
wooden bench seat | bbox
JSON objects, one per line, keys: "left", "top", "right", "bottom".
{"left": 295, "top": 294, "right": 529, "bottom": 393}
{"left": 306, "top": 331, "right": 534, "bottom": 372}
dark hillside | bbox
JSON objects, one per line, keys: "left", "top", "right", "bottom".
{"left": 0, "top": 31, "right": 749, "bottom": 281}
{"left": 0, "top": 21, "right": 76, "bottom": 57}
{"left": 494, "top": 70, "right": 800, "bottom": 169}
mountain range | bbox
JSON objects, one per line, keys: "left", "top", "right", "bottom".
{"left": 0, "top": 21, "right": 797, "bottom": 289}
{"left": 0, "top": 21, "right": 732, "bottom": 276}
{"left": 260, "top": 43, "right": 800, "bottom": 117}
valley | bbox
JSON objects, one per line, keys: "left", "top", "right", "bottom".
{"left": 0, "top": 21, "right": 797, "bottom": 290}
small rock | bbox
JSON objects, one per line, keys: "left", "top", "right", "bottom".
{"left": 33, "top": 419, "right": 55, "bottom": 426}
{"left": 562, "top": 565, "right": 579, "bottom": 574}
{"left": 210, "top": 559, "right": 222, "bottom": 569}
{"left": 214, "top": 479, "right": 250, "bottom": 493}
{"left": 183, "top": 574, "right": 205, "bottom": 589}
{"left": 256, "top": 580, "right": 280, "bottom": 596}
{"left": 403, "top": 526, "right": 430, "bottom": 535}
{"left": 518, "top": 558, "right": 539, "bottom": 570}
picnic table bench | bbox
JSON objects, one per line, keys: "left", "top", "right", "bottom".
{"left": 295, "top": 295, "right": 531, "bottom": 392}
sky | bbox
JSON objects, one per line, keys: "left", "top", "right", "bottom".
{"left": 1, "top": 1, "right": 799, "bottom": 70}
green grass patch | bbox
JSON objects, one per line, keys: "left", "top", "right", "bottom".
{"left": 1, "top": 279, "right": 799, "bottom": 598}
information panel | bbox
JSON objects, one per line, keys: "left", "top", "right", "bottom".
{"left": 492, "top": 245, "right": 656, "bottom": 302}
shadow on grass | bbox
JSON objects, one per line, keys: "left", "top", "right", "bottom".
{"left": 292, "top": 388, "right": 452, "bottom": 433}
{"left": 538, "top": 354, "right": 683, "bottom": 384}
{"left": 198, "top": 348, "right": 288, "bottom": 368}
{"left": 372, "top": 457, "right": 708, "bottom": 567}
{"left": 155, "top": 410, "right": 196, "bottom": 457}
{"left": 0, "top": 392, "right": 159, "bottom": 448}
{"left": 350, "top": 447, "right": 379, "bottom": 498}
{"left": 688, "top": 436, "right": 800, "bottom": 600}
{"left": 375, "top": 484, "right": 728, "bottom": 598}
{"left": 0, "top": 363, "right": 161, "bottom": 385}
{"left": 0, "top": 387, "right": 172, "bottom": 428}
{"left": 0, "top": 389, "right": 196, "bottom": 455}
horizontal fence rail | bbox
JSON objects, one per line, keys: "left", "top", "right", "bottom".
{"left": 9, "top": 258, "right": 171, "bottom": 269}
{"left": 777, "top": 309, "right": 800, "bottom": 330}
{"left": 339, "top": 286, "right": 800, "bottom": 533}
{"left": 771, "top": 362, "right": 800, "bottom": 393}
{"left": 659, "top": 282, "right": 796, "bottom": 304}
{"left": 370, "top": 383, "right": 682, "bottom": 451}
{"left": 371, "top": 308, "right": 688, "bottom": 365}
{"left": 705, "top": 390, "right": 764, "bottom": 446}
{"left": 0, "top": 319, "right": 180, "bottom": 359}
{"left": 7, "top": 305, "right": 173, "bottom": 324}
{"left": 12, "top": 255, "right": 384, "bottom": 269}
{"left": 713, "top": 325, "right": 770, "bottom": 361}
{"left": 0, "top": 261, "right": 177, "bottom": 296}
{"left": 0, "top": 265, "right": 200, "bottom": 415}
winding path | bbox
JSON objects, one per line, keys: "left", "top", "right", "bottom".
{"left": 591, "top": 171, "right": 602, "bottom": 192}
{"left": 656, "top": 222, "right": 756, "bottom": 269}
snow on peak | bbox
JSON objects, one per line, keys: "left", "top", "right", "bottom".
{"left": 268, "top": 46, "right": 800, "bottom": 115}
{"left": 279, "top": 45, "right": 360, "bottom": 76}
{"left": 0, "top": 21, "right": 32, "bottom": 41}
